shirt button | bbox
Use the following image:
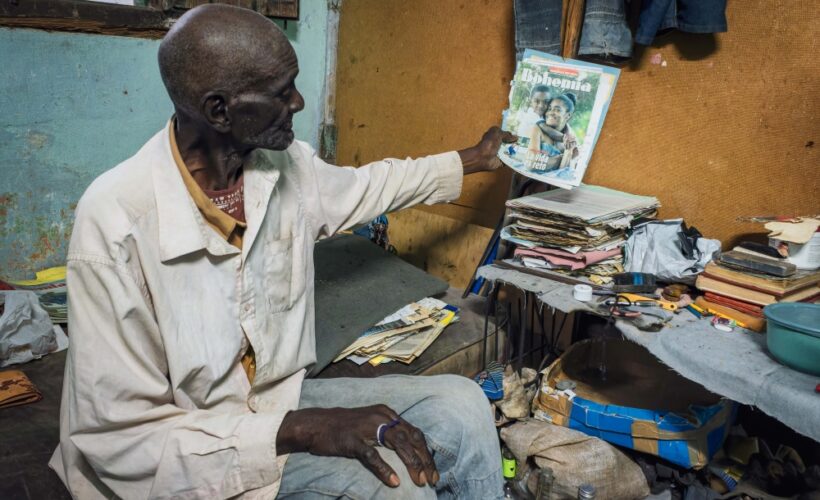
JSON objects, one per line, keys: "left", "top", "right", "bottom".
{"left": 244, "top": 304, "right": 251, "bottom": 312}
{"left": 248, "top": 395, "right": 258, "bottom": 411}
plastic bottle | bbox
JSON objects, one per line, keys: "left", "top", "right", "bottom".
{"left": 535, "top": 467, "right": 554, "bottom": 500}
{"left": 514, "top": 469, "right": 534, "bottom": 500}
{"left": 502, "top": 446, "right": 517, "bottom": 481}
{"left": 577, "top": 483, "right": 596, "bottom": 499}
{"left": 504, "top": 482, "right": 516, "bottom": 499}
{"left": 501, "top": 446, "right": 523, "bottom": 499}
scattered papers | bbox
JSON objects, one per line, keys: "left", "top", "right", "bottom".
{"left": 508, "top": 185, "right": 659, "bottom": 223}
{"left": 502, "top": 185, "right": 659, "bottom": 280}
{"left": 514, "top": 247, "right": 622, "bottom": 271}
{"left": 335, "top": 297, "right": 458, "bottom": 366}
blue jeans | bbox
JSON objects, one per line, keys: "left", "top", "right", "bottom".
{"left": 635, "top": 0, "right": 728, "bottom": 45}
{"left": 277, "top": 375, "right": 504, "bottom": 499}
{"left": 514, "top": 0, "right": 563, "bottom": 56}
{"left": 514, "top": 0, "right": 632, "bottom": 61}
{"left": 579, "top": 0, "right": 633, "bottom": 60}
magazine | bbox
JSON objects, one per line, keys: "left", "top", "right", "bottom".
{"left": 498, "top": 50, "right": 620, "bottom": 189}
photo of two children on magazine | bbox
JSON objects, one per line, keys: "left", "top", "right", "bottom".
{"left": 513, "top": 85, "right": 581, "bottom": 174}
{"left": 498, "top": 51, "right": 621, "bottom": 189}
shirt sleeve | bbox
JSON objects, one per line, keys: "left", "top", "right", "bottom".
{"left": 292, "top": 142, "right": 463, "bottom": 240}
{"left": 59, "top": 257, "right": 283, "bottom": 499}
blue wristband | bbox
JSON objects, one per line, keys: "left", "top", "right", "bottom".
{"left": 376, "top": 418, "right": 401, "bottom": 447}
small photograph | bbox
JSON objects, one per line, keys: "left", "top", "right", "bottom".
{"left": 498, "top": 50, "right": 620, "bottom": 189}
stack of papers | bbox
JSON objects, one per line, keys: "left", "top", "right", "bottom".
{"left": 503, "top": 185, "right": 659, "bottom": 280}
{"left": 4, "top": 267, "right": 67, "bottom": 323}
{"left": 334, "top": 297, "right": 459, "bottom": 366}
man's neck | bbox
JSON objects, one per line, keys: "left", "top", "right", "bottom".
{"left": 174, "top": 114, "right": 249, "bottom": 191}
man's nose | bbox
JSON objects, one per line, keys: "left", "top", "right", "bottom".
{"left": 291, "top": 89, "right": 305, "bottom": 112}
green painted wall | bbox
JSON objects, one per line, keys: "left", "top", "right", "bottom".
{"left": 0, "top": 3, "right": 329, "bottom": 279}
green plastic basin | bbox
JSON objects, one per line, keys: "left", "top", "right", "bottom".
{"left": 763, "top": 303, "right": 820, "bottom": 376}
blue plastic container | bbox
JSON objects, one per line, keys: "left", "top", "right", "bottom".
{"left": 534, "top": 339, "right": 736, "bottom": 469}
{"left": 763, "top": 303, "right": 820, "bottom": 376}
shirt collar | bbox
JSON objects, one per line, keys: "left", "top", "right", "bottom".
{"left": 152, "top": 119, "right": 282, "bottom": 262}
{"left": 152, "top": 120, "right": 212, "bottom": 262}
{"left": 168, "top": 118, "right": 247, "bottom": 247}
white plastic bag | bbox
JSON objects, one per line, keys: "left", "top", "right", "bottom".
{"left": 624, "top": 219, "right": 721, "bottom": 283}
{"left": 0, "top": 291, "right": 67, "bottom": 367}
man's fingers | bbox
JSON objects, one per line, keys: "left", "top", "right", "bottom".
{"left": 371, "top": 404, "right": 398, "bottom": 420}
{"left": 407, "top": 425, "right": 439, "bottom": 486}
{"left": 501, "top": 131, "right": 518, "bottom": 143}
{"left": 385, "top": 428, "right": 427, "bottom": 486}
{"left": 484, "top": 126, "right": 502, "bottom": 138}
{"left": 358, "top": 444, "right": 400, "bottom": 488}
{"left": 385, "top": 423, "right": 438, "bottom": 487}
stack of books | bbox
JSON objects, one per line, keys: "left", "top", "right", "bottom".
{"left": 695, "top": 249, "right": 820, "bottom": 330}
{"left": 502, "top": 185, "right": 659, "bottom": 283}
{"left": 334, "top": 297, "right": 458, "bottom": 366}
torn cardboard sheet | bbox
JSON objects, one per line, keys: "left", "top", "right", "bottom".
{"left": 765, "top": 217, "right": 820, "bottom": 244}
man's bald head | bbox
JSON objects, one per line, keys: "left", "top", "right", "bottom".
{"left": 158, "top": 4, "right": 294, "bottom": 116}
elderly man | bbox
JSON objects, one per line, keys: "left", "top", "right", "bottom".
{"left": 50, "top": 4, "right": 513, "bottom": 500}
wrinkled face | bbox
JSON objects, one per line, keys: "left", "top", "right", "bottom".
{"left": 545, "top": 98, "right": 571, "bottom": 131}
{"left": 529, "top": 91, "right": 550, "bottom": 118}
{"left": 229, "top": 46, "right": 305, "bottom": 151}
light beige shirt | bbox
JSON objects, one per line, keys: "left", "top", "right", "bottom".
{"left": 49, "top": 120, "right": 463, "bottom": 499}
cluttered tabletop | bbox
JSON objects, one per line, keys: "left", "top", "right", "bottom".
{"left": 473, "top": 185, "right": 820, "bottom": 442}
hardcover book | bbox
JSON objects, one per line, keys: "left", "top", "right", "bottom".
{"left": 703, "top": 261, "right": 820, "bottom": 297}
{"left": 696, "top": 274, "right": 820, "bottom": 306}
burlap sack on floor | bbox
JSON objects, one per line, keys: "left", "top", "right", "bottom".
{"left": 501, "top": 419, "right": 650, "bottom": 500}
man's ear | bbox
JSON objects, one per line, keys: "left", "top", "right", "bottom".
{"left": 201, "top": 92, "right": 231, "bottom": 133}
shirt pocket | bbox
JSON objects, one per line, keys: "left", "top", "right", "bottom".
{"left": 288, "top": 226, "right": 307, "bottom": 305}
{"left": 263, "top": 230, "right": 307, "bottom": 313}
{"left": 264, "top": 238, "right": 295, "bottom": 313}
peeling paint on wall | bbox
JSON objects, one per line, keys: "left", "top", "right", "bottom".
{"left": 26, "top": 131, "right": 50, "bottom": 150}
{"left": 0, "top": 190, "right": 74, "bottom": 275}
{"left": 0, "top": 29, "right": 172, "bottom": 279}
{"left": 0, "top": 7, "right": 329, "bottom": 279}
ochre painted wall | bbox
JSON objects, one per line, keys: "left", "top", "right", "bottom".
{"left": 337, "top": 0, "right": 819, "bottom": 286}
{"left": 335, "top": 0, "right": 516, "bottom": 229}
{"left": 584, "top": 3, "right": 819, "bottom": 247}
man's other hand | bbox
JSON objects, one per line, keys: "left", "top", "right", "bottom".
{"left": 458, "top": 126, "right": 517, "bottom": 175}
{"left": 276, "top": 405, "right": 439, "bottom": 489}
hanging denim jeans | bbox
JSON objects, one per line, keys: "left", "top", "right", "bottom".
{"left": 515, "top": 0, "right": 632, "bottom": 61}
{"left": 578, "top": 0, "right": 633, "bottom": 61}
{"left": 514, "top": 0, "right": 563, "bottom": 57}
{"left": 635, "top": 0, "right": 728, "bottom": 45}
